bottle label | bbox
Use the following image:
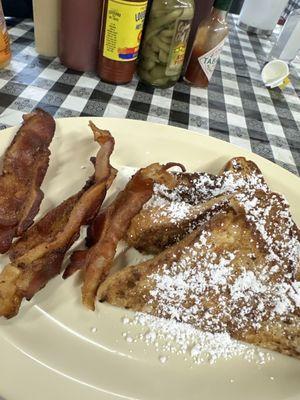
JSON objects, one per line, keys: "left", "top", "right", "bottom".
{"left": 198, "top": 38, "right": 226, "bottom": 81}
{"left": 165, "top": 18, "right": 192, "bottom": 76}
{"left": 103, "top": 0, "right": 147, "bottom": 62}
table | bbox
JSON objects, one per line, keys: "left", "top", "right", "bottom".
{"left": 0, "top": 15, "right": 299, "bottom": 175}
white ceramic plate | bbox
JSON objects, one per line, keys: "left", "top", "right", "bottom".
{"left": 0, "top": 118, "right": 299, "bottom": 400}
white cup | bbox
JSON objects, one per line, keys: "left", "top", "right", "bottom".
{"left": 239, "top": 0, "right": 289, "bottom": 35}
{"left": 261, "top": 59, "right": 289, "bottom": 89}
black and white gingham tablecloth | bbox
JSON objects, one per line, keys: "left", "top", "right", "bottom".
{"left": 0, "top": 15, "right": 299, "bottom": 175}
{"left": 282, "top": 0, "right": 300, "bottom": 21}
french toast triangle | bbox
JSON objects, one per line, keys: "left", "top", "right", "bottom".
{"left": 98, "top": 189, "right": 300, "bottom": 359}
{"left": 126, "top": 157, "right": 268, "bottom": 254}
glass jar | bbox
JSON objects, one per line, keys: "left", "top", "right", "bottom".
{"left": 138, "top": 0, "right": 194, "bottom": 88}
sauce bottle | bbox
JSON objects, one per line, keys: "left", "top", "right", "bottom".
{"left": 33, "top": 0, "right": 59, "bottom": 57}
{"left": 184, "top": 0, "right": 232, "bottom": 88}
{"left": 59, "top": 0, "right": 101, "bottom": 72}
{"left": 0, "top": 1, "right": 11, "bottom": 69}
{"left": 98, "top": 0, "right": 148, "bottom": 84}
{"left": 182, "top": 0, "right": 214, "bottom": 76}
{"left": 137, "top": 0, "right": 194, "bottom": 88}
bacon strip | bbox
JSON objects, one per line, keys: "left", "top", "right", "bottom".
{"left": 0, "top": 123, "right": 115, "bottom": 318}
{"left": 0, "top": 109, "right": 55, "bottom": 253}
{"left": 78, "top": 163, "right": 182, "bottom": 310}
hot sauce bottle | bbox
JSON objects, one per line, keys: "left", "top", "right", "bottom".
{"left": 184, "top": 0, "right": 233, "bottom": 88}
{"left": 0, "top": 1, "right": 11, "bottom": 69}
{"left": 98, "top": 0, "right": 148, "bottom": 84}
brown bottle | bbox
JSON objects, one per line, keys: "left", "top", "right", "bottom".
{"left": 184, "top": 0, "right": 232, "bottom": 87}
{"left": 98, "top": 0, "right": 148, "bottom": 84}
{"left": 59, "top": 0, "right": 101, "bottom": 72}
{"left": 182, "top": 0, "right": 214, "bottom": 75}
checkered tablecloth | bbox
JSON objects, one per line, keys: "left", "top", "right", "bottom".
{"left": 282, "top": 0, "right": 300, "bottom": 21}
{"left": 0, "top": 15, "right": 299, "bottom": 175}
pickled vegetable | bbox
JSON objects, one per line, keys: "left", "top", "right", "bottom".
{"left": 137, "top": 0, "right": 194, "bottom": 88}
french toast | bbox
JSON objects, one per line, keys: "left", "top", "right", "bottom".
{"left": 126, "top": 157, "right": 268, "bottom": 254}
{"left": 98, "top": 189, "right": 300, "bottom": 358}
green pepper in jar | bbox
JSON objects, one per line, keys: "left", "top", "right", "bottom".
{"left": 138, "top": 0, "right": 194, "bottom": 89}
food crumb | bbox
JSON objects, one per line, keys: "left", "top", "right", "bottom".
{"left": 126, "top": 335, "right": 133, "bottom": 343}
{"left": 159, "top": 355, "right": 168, "bottom": 364}
{"left": 122, "top": 317, "right": 130, "bottom": 325}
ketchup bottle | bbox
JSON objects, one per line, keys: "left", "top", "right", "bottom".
{"left": 98, "top": 0, "right": 148, "bottom": 84}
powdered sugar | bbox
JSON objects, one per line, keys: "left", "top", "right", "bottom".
{"left": 144, "top": 164, "right": 268, "bottom": 225}
{"left": 119, "top": 159, "right": 300, "bottom": 362}
{"left": 142, "top": 189, "right": 300, "bottom": 336}
{"left": 236, "top": 191, "right": 300, "bottom": 269}
{"left": 121, "top": 312, "right": 274, "bottom": 365}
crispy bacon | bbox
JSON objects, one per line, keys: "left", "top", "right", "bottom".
{"left": 9, "top": 189, "right": 87, "bottom": 262}
{"left": 0, "top": 109, "right": 55, "bottom": 253}
{"left": 63, "top": 249, "right": 89, "bottom": 279}
{"left": 78, "top": 163, "right": 182, "bottom": 310}
{"left": 0, "top": 123, "right": 115, "bottom": 318}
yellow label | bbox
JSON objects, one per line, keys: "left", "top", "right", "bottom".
{"left": 166, "top": 18, "right": 192, "bottom": 76}
{"left": 279, "top": 76, "right": 290, "bottom": 90}
{"left": 103, "top": 0, "right": 147, "bottom": 62}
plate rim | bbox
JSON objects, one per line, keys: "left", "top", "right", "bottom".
{"left": 2, "top": 116, "right": 299, "bottom": 183}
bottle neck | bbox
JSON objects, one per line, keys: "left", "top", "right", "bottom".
{"left": 211, "top": 7, "right": 228, "bottom": 22}
{"left": 213, "top": 0, "right": 233, "bottom": 12}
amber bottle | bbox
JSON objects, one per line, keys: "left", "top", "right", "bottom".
{"left": 184, "top": 0, "right": 232, "bottom": 87}
{"left": 182, "top": 0, "right": 214, "bottom": 75}
{"left": 0, "top": 1, "right": 11, "bottom": 69}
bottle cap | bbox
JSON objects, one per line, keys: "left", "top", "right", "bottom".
{"left": 213, "top": 0, "right": 233, "bottom": 11}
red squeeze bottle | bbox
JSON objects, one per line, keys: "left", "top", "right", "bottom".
{"left": 59, "top": 0, "right": 101, "bottom": 72}
{"left": 98, "top": 0, "right": 148, "bottom": 84}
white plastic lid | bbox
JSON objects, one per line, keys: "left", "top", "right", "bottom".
{"left": 261, "top": 59, "right": 289, "bottom": 88}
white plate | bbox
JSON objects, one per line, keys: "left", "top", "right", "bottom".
{"left": 0, "top": 118, "right": 299, "bottom": 400}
